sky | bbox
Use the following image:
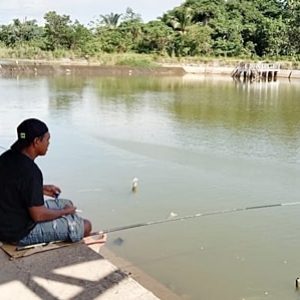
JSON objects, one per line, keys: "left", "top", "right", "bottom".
{"left": 0, "top": 0, "right": 184, "bottom": 25}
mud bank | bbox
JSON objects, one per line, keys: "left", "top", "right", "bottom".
{"left": 1, "top": 59, "right": 299, "bottom": 79}
{"left": 0, "top": 60, "right": 185, "bottom": 76}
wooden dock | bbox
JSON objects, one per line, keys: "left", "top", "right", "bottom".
{"left": 232, "top": 63, "right": 280, "bottom": 81}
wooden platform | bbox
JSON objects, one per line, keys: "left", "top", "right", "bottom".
{"left": 232, "top": 63, "right": 280, "bottom": 81}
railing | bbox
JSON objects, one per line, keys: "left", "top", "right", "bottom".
{"left": 232, "top": 62, "right": 280, "bottom": 81}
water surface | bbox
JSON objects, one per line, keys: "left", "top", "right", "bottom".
{"left": 1, "top": 74, "right": 300, "bottom": 300}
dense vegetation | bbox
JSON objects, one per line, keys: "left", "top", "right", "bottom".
{"left": 0, "top": 0, "right": 299, "bottom": 61}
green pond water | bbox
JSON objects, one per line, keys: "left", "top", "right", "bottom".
{"left": 1, "top": 73, "right": 300, "bottom": 299}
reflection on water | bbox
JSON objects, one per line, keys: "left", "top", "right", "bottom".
{"left": 1, "top": 74, "right": 300, "bottom": 300}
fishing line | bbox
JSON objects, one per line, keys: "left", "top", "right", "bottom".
{"left": 2, "top": 143, "right": 298, "bottom": 236}
{"left": 101, "top": 201, "right": 300, "bottom": 234}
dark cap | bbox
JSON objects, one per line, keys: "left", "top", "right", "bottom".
{"left": 11, "top": 118, "right": 49, "bottom": 151}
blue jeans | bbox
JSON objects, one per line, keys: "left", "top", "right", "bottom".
{"left": 18, "top": 199, "right": 84, "bottom": 246}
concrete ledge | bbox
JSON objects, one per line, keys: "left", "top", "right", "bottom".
{"left": 164, "top": 63, "right": 300, "bottom": 79}
{"left": 0, "top": 243, "right": 160, "bottom": 299}
{"left": 100, "top": 247, "right": 182, "bottom": 300}
{"left": 277, "top": 69, "right": 300, "bottom": 79}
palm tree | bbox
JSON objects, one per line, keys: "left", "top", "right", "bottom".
{"left": 99, "top": 13, "right": 122, "bottom": 29}
{"left": 163, "top": 7, "right": 193, "bottom": 34}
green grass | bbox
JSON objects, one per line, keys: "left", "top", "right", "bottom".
{"left": 0, "top": 45, "right": 299, "bottom": 70}
{"left": 115, "top": 54, "right": 158, "bottom": 68}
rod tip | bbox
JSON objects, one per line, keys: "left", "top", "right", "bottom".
{"left": 296, "top": 277, "right": 300, "bottom": 288}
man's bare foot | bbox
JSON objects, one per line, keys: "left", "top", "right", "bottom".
{"left": 83, "top": 233, "right": 107, "bottom": 245}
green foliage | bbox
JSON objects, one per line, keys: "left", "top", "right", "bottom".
{"left": 285, "top": 1, "right": 300, "bottom": 55}
{"left": 98, "top": 13, "right": 122, "bottom": 29}
{"left": 137, "top": 21, "right": 174, "bottom": 55}
{"left": 43, "top": 11, "right": 90, "bottom": 51}
{"left": 162, "top": 7, "right": 193, "bottom": 33}
{"left": 118, "top": 20, "right": 144, "bottom": 52}
{"left": 116, "top": 54, "right": 156, "bottom": 67}
{"left": 0, "top": 19, "right": 43, "bottom": 47}
{"left": 176, "top": 24, "right": 213, "bottom": 56}
{"left": 0, "top": 2, "right": 299, "bottom": 60}
{"left": 44, "top": 11, "right": 73, "bottom": 50}
{"left": 184, "top": 0, "right": 225, "bottom": 25}
{"left": 95, "top": 27, "right": 131, "bottom": 53}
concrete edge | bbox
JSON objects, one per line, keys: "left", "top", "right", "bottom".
{"left": 1, "top": 59, "right": 300, "bottom": 80}
{"left": 99, "top": 247, "right": 182, "bottom": 300}
{"left": 0, "top": 243, "right": 164, "bottom": 299}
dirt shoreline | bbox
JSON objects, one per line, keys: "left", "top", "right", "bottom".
{"left": 1, "top": 58, "right": 300, "bottom": 79}
{"left": 0, "top": 59, "right": 185, "bottom": 76}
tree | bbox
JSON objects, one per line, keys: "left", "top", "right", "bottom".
{"left": 0, "top": 19, "right": 43, "bottom": 47}
{"left": 284, "top": 0, "right": 300, "bottom": 55}
{"left": 118, "top": 19, "right": 144, "bottom": 52}
{"left": 0, "top": 0, "right": 299, "bottom": 58}
{"left": 122, "top": 7, "right": 142, "bottom": 22}
{"left": 99, "top": 13, "right": 122, "bottom": 29}
{"left": 71, "top": 21, "right": 93, "bottom": 52}
{"left": 184, "top": 0, "right": 226, "bottom": 25}
{"left": 223, "top": 0, "right": 288, "bottom": 56}
{"left": 93, "top": 9, "right": 143, "bottom": 53}
{"left": 44, "top": 11, "right": 74, "bottom": 50}
{"left": 249, "top": 0, "right": 288, "bottom": 56}
{"left": 254, "top": 16, "right": 288, "bottom": 56}
{"left": 162, "top": 7, "right": 193, "bottom": 34}
{"left": 137, "top": 20, "right": 174, "bottom": 55}
{"left": 180, "top": 24, "right": 213, "bottom": 56}
{"left": 94, "top": 27, "right": 129, "bottom": 53}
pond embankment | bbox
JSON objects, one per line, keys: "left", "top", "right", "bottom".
{"left": 163, "top": 62, "right": 300, "bottom": 79}
{"left": 1, "top": 59, "right": 300, "bottom": 79}
{"left": 0, "top": 59, "right": 185, "bottom": 76}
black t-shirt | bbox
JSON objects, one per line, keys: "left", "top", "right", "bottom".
{"left": 0, "top": 149, "right": 44, "bottom": 242}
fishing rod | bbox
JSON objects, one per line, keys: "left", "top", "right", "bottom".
{"left": 101, "top": 201, "right": 300, "bottom": 234}
{"left": 15, "top": 202, "right": 300, "bottom": 251}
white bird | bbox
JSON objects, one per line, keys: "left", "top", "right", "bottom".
{"left": 132, "top": 177, "right": 139, "bottom": 192}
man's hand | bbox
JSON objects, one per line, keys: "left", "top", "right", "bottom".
{"left": 29, "top": 203, "right": 77, "bottom": 222}
{"left": 63, "top": 204, "right": 77, "bottom": 215}
{"left": 43, "top": 184, "right": 61, "bottom": 198}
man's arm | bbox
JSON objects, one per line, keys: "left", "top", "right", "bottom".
{"left": 43, "top": 184, "right": 61, "bottom": 198}
{"left": 28, "top": 204, "right": 76, "bottom": 222}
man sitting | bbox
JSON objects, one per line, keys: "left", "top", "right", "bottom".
{"left": 0, "top": 118, "right": 105, "bottom": 246}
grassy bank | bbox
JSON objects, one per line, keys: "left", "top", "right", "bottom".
{"left": 1, "top": 44, "right": 300, "bottom": 70}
